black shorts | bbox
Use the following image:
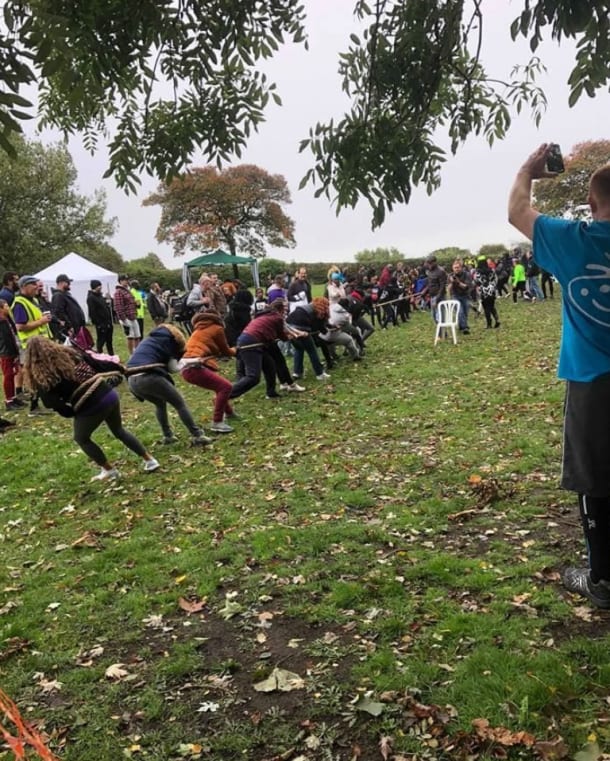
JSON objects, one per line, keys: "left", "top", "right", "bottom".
{"left": 562, "top": 373, "right": 610, "bottom": 497}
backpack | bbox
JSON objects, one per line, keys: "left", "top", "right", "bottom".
{"left": 80, "top": 351, "right": 125, "bottom": 387}
{"left": 171, "top": 294, "right": 196, "bottom": 323}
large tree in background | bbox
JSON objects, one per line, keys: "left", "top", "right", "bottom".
{"left": 478, "top": 244, "right": 510, "bottom": 259}
{"left": 355, "top": 247, "right": 406, "bottom": 265}
{"left": 533, "top": 140, "right": 610, "bottom": 218}
{"left": 144, "top": 165, "right": 296, "bottom": 277}
{"left": 2, "top": 1, "right": 610, "bottom": 225}
{"left": 0, "top": 136, "right": 116, "bottom": 272}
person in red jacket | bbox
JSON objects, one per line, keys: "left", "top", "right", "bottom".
{"left": 230, "top": 300, "right": 304, "bottom": 400}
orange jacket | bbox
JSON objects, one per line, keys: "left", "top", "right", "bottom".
{"left": 183, "top": 312, "right": 235, "bottom": 370}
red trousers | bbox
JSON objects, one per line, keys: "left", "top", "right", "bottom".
{"left": 0, "top": 355, "right": 17, "bottom": 401}
{"left": 181, "top": 366, "right": 233, "bottom": 423}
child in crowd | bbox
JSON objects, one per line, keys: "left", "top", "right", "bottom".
{"left": 0, "top": 299, "right": 23, "bottom": 411}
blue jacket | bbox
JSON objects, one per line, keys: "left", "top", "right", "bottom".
{"left": 126, "top": 327, "right": 182, "bottom": 380}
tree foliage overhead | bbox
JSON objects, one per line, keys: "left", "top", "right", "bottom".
{"left": 0, "top": 0, "right": 306, "bottom": 190}
{"left": 143, "top": 164, "right": 296, "bottom": 262}
{"left": 533, "top": 140, "right": 610, "bottom": 218}
{"left": 0, "top": 136, "right": 116, "bottom": 273}
{"left": 2, "top": 1, "right": 610, "bottom": 227}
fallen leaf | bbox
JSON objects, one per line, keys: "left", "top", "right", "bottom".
{"left": 379, "top": 735, "right": 393, "bottom": 760}
{"left": 573, "top": 606, "right": 594, "bottom": 622}
{"left": 105, "top": 663, "right": 130, "bottom": 681}
{"left": 178, "top": 596, "right": 206, "bottom": 614}
{"left": 354, "top": 695, "right": 384, "bottom": 716}
{"left": 253, "top": 667, "right": 305, "bottom": 693}
{"left": 534, "top": 737, "right": 569, "bottom": 761}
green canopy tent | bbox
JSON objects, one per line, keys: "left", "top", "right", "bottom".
{"left": 182, "top": 249, "right": 260, "bottom": 290}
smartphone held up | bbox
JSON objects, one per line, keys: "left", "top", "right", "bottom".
{"left": 546, "top": 144, "right": 565, "bottom": 174}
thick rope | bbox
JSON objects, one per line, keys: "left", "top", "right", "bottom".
{"left": 70, "top": 372, "right": 124, "bottom": 413}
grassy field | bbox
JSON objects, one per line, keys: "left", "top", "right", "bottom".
{"left": 1, "top": 294, "right": 606, "bottom": 761}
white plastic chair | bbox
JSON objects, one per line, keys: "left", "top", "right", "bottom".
{"left": 434, "top": 300, "right": 461, "bottom": 345}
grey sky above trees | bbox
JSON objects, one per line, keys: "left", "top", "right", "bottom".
{"left": 21, "top": 1, "right": 610, "bottom": 267}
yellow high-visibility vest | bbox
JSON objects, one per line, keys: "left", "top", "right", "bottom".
{"left": 11, "top": 295, "right": 51, "bottom": 349}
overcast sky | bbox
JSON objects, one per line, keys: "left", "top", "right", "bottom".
{"left": 30, "top": 1, "right": 610, "bottom": 268}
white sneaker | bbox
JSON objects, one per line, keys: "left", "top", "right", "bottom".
{"left": 92, "top": 467, "right": 120, "bottom": 482}
{"left": 211, "top": 421, "right": 234, "bottom": 434}
{"left": 316, "top": 373, "right": 331, "bottom": 381}
{"left": 143, "top": 458, "right": 160, "bottom": 473}
{"left": 280, "top": 383, "right": 305, "bottom": 392}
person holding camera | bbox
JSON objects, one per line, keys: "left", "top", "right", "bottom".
{"left": 509, "top": 142, "right": 610, "bottom": 609}
{"left": 448, "top": 259, "right": 472, "bottom": 334}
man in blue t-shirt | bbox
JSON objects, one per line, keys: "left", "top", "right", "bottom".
{"left": 509, "top": 142, "right": 610, "bottom": 609}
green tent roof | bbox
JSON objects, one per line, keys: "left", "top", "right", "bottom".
{"left": 186, "top": 249, "right": 256, "bottom": 267}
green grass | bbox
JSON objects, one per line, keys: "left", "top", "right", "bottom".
{"left": 0, "top": 295, "right": 604, "bottom": 760}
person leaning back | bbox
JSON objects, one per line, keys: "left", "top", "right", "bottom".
{"left": 508, "top": 142, "right": 610, "bottom": 609}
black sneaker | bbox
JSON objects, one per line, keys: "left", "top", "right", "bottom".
{"left": 0, "top": 417, "right": 16, "bottom": 430}
{"left": 563, "top": 567, "right": 610, "bottom": 608}
{"left": 5, "top": 399, "right": 25, "bottom": 411}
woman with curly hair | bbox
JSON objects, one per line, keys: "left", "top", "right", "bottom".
{"left": 286, "top": 297, "right": 332, "bottom": 380}
{"left": 23, "top": 336, "right": 158, "bottom": 481}
{"left": 127, "top": 323, "right": 211, "bottom": 446}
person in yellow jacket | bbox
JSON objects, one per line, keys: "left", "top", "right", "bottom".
{"left": 130, "top": 279, "right": 146, "bottom": 339}
{"left": 511, "top": 258, "right": 527, "bottom": 302}
{"left": 10, "top": 275, "right": 53, "bottom": 415}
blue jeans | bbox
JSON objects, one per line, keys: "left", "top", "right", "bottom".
{"left": 527, "top": 276, "right": 544, "bottom": 300}
{"left": 291, "top": 335, "right": 324, "bottom": 376}
{"left": 454, "top": 295, "right": 470, "bottom": 329}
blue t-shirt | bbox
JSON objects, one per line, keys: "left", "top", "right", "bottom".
{"left": 533, "top": 215, "right": 610, "bottom": 381}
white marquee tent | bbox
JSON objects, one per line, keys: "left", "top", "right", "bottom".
{"left": 35, "top": 252, "right": 118, "bottom": 321}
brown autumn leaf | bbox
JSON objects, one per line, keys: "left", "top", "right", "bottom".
{"left": 534, "top": 737, "right": 570, "bottom": 761}
{"left": 472, "top": 718, "right": 535, "bottom": 747}
{"left": 379, "top": 735, "right": 393, "bottom": 760}
{"left": 71, "top": 531, "right": 103, "bottom": 549}
{"left": 178, "top": 596, "right": 207, "bottom": 614}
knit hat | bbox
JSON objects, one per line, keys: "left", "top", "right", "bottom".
{"left": 90, "top": 279, "right": 102, "bottom": 289}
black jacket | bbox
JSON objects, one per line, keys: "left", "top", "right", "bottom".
{"left": 147, "top": 291, "right": 168, "bottom": 321}
{"left": 224, "top": 302, "right": 252, "bottom": 347}
{"left": 51, "top": 289, "right": 86, "bottom": 332}
{"left": 0, "top": 315, "right": 19, "bottom": 357}
{"left": 87, "top": 290, "right": 113, "bottom": 327}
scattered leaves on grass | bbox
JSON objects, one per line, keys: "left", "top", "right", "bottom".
{"left": 471, "top": 717, "right": 535, "bottom": 746}
{"left": 75, "top": 645, "right": 104, "bottom": 667}
{"left": 33, "top": 674, "right": 63, "bottom": 695}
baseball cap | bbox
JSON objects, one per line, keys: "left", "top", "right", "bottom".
{"left": 18, "top": 275, "right": 38, "bottom": 288}
{"left": 56, "top": 274, "right": 72, "bottom": 284}
{"left": 90, "top": 279, "right": 102, "bottom": 289}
